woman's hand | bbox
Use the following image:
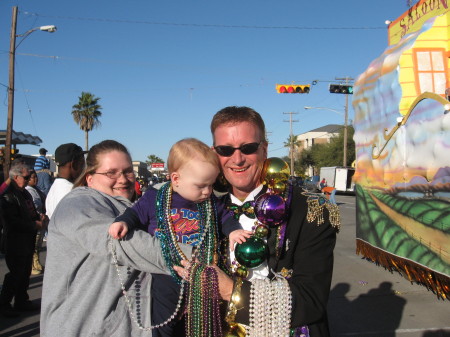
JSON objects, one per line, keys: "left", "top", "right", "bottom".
{"left": 173, "top": 260, "right": 234, "bottom": 301}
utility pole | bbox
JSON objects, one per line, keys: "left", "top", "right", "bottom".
{"left": 4, "top": 6, "right": 18, "bottom": 179}
{"left": 335, "top": 76, "right": 353, "bottom": 167}
{"left": 283, "top": 112, "right": 298, "bottom": 176}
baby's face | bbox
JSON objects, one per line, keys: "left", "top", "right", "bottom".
{"left": 172, "top": 159, "right": 219, "bottom": 203}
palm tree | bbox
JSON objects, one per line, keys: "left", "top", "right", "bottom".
{"left": 284, "top": 135, "right": 302, "bottom": 176}
{"left": 71, "top": 92, "right": 102, "bottom": 151}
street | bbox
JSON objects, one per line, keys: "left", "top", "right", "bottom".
{"left": 1, "top": 194, "right": 449, "bottom": 336}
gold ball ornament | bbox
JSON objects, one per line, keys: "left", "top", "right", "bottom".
{"left": 260, "top": 157, "right": 290, "bottom": 190}
{"left": 235, "top": 266, "right": 249, "bottom": 279}
{"left": 254, "top": 224, "right": 269, "bottom": 238}
{"left": 272, "top": 180, "right": 287, "bottom": 194}
{"left": 224, "top": 323, "right": 246, "bottom": 337}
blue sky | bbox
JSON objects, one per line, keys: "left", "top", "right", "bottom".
{"left": 0, "top": 0, "right": 412, "bottom": 163}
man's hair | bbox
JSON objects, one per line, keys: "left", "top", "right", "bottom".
{"left": 210, "top": 106, "right": 267, "bottom": 145}
{"left": 9, "top": 162, "right": 30, "bottom": 179}
{"left": 167, "top": 138, "right": 219, "bottom": 174}
{"left": 73, "top": 140, "right": 132, "bottom": 188}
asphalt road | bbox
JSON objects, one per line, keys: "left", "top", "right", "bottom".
{"left": 1, "top": 194, "right": 449, "bottom": 337}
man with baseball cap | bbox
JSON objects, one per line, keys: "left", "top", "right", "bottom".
{"left": 45, "top": 143, "right": 86, "bottom": 219}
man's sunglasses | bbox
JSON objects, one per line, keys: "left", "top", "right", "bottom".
{"left": 214, "top": 142, "right": 261, "bottom": 157}
{"left": 22, "top": 175, "right": 31, "bottom": 181}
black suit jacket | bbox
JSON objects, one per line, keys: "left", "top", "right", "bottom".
{"left": 234, "top": 186, "right": 337, "bottom": 336}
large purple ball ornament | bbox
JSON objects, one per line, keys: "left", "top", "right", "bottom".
{"left": 254, "top": 193, "right": 286, "bottom": 226}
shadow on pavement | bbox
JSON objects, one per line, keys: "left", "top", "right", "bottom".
{"left": 422, "top": 331, "right": 450, "bottom": 337}
{"left": 1, "top": 321, "right": 40, "bottom": 337}
{"left": 328, "top": 281, "right": 406, "bottom": 337}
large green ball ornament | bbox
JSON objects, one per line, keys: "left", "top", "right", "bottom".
{"left": 261, "top": 157, "right": 290, "bottom": 190}
{"left": 235, "top": 236, "right": 268, "bottom": 269}
{"left": 224, "top": 323, "right": 246, "bottom": 337}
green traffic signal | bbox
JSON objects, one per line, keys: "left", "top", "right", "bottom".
{"left": 329, "top": 84, "right": 353, "bottom": 94}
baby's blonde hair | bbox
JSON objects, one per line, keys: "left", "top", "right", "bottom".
{"left": 167, "top": 138, "right": 219, "bottom": 174}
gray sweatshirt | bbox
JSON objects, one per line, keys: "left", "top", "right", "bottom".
{"left": 40, "top": 187, "right": 191, "bottom": 336}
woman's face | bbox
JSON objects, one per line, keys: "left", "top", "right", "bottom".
{"left": 28, "top": 172, "right": 38, "bottom": 187}
{"left": 86, "top": 150, "right": 135, "bottom": 200}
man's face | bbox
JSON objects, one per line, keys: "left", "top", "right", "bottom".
{"left": 213, "top": 121, "right": 267, "bottom": 200}
{"left": 13, "top": 168, "right": 31, "bottom": 190}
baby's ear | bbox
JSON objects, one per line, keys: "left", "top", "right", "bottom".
{"left": 171, "top": 172, "right": 180, "bottom": 186}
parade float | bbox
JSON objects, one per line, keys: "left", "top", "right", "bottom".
{"left": 352, "top": 0, "right": 450, "bottom": 299}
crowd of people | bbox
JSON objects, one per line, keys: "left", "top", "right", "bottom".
{"left": 0, "top": 106, "right": 340, "bottom": 337}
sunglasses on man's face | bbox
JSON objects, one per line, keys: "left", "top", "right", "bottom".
{"left": 214, "top": 142, "right": 261, "bottom": 157}
{"left": 22, "top": 175, "right": 31, "bottom": 181}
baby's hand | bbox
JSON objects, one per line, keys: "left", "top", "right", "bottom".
{"left": 109, "top": 221, "right": 129, "bottom": 239}
{"left": 229, "top": 229, "right": 253, "bottom": 251}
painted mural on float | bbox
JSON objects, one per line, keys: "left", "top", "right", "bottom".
{"left": 352, "top": 2, "right": 450, "bottom": 300}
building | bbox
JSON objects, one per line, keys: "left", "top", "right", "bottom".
{"left": 295, "top": 124, "right": 342, "bottom": 176}
{"left": 296, "top": 124, "right": 342, "bottom": 151}
{"left": 132, "top": 161, "right": 150, "bottom": 181}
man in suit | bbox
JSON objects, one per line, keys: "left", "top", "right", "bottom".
{"left": 210, "top": 106, "right": 339, "bottom": 336}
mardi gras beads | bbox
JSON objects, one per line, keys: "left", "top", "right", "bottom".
{"left": 234, "top": 158, "right": 291, "bottom": 271}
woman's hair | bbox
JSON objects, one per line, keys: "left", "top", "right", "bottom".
{"left": 210, "top": 106, "right": 267, "bottom": 145}
{"left": 167, "top": 138, "right": 219, "bottom": 174}
{"left": 73, "top": 140, "right": 131, "bottom": 188}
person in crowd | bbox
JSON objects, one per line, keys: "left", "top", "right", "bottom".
{"left": 0, "top": 177, "right": 11, "bottom": 254}
{"left": 134, "top": 178, "right": 142, "bottom": 199}
{"left": 109, "top": 138, "right": 251, "bottom": 337}
{"left": 322, "top": 186, "right": 337, "bottom": 205}
{"left": 174, "top": 106, "right": 340, "bottom": 337}
{"left": 320, "top": 178, "right": 328, "bottom": 190}
{"left": 34, "top": 148, "right": 53, "bottom": 195}
{"left": 40, "top": 140, "right": 194, "bottom": 337}
{"left": 0, "top": 162, "right": 47, "bottom": 317}
{"left": 45, "top": 143, "right": 86, "bottom": 219}
{"left": 25, "top": 170, "right": 49, "bottom": 274}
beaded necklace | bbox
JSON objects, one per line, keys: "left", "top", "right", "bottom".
{"left": 156, "top": 182, "right": 223, "bottom": 336}
{"left": 156, "top": 182, "right": 219, "bottom": 284}
{"left": 109, "top": 239, "right": 186, "bottom": 331}
{"left": 226, "top": 184, "right": 293, "bottom": 275}
{"left": 110, "top": 181, "right": 222, "bottom": 332}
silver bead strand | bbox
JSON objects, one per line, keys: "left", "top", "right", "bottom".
{"left": 109, "top": 239, "right": 185, "bottom": 331}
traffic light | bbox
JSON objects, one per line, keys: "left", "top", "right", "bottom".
{"left": 329, "top": 84, "right": 353, "bottom": 94}
{"left": 10, "top": 148, "right": 19, "bottom": 161}
{"left": 276, "top": 84, "right": 310, "bottom": 94}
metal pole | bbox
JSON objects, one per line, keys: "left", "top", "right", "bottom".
{"left": 344, "top": 87, "right": 348, "bottom": 167}
{"left": 336, "top": 76, "right": 353, "bottom": 167}
{"left": 4, "top": 6, "right": 18, "bottom": 179}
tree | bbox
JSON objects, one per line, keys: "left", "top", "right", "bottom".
{"left": 145, "top": 154, "right": 164, "bottom": 166}
{"left": 283, "top": 135, "right": 302, "bottom": 175}
{"left": 283, "top": 135, "right": 302, "bottom": 157}
{"left": 71, "top": 92, "right": 102, "bottom": 151}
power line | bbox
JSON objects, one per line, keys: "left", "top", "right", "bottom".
{"left": 22, "top": 11, "right": 386, "bottom": 30}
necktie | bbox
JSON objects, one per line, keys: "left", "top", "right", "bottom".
{"left": 228, "top": 201, "right": 255, "bottom": 219}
